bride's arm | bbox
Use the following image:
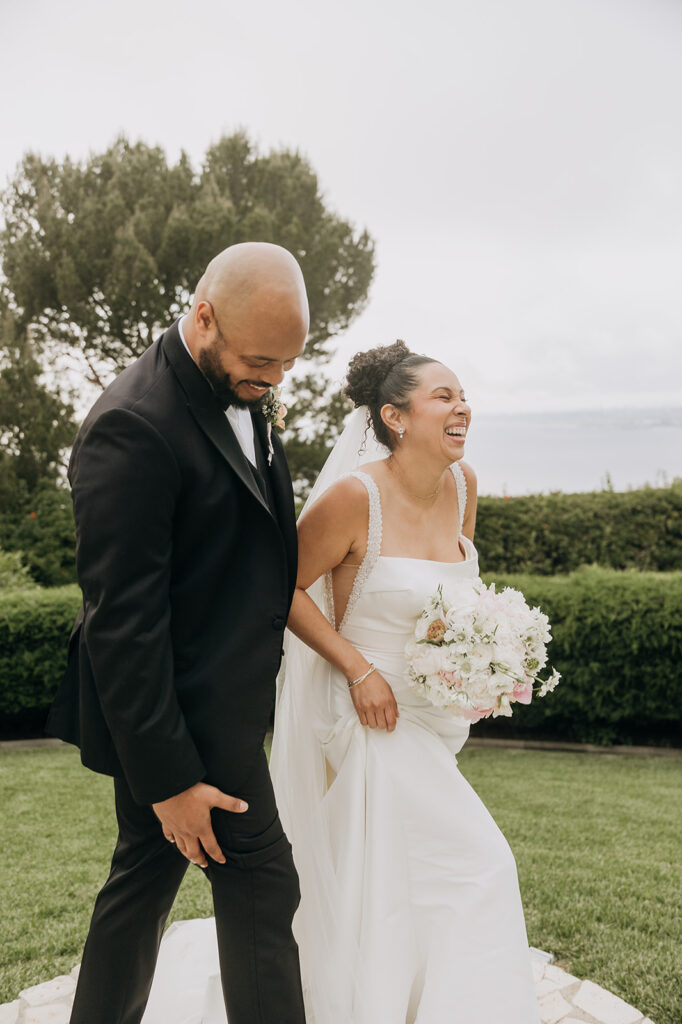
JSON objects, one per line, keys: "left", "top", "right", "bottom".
{"left": 287, "top": 477, "right": 400, "bottom": 732}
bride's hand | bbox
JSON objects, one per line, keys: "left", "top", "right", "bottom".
{"left": 349, "top": 670, "right": 400, "bottom": 732}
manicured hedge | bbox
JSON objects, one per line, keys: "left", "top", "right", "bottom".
{"left": 478, "top": 566, "right": 682, "bottom": 745}
{"left": 0, "top": 585, "right": 80, "bottom": 733}
{"left": 475, "top": 482, "right": 682, "bottom": 574}
{"left": 1, "top": 570, "right": 681, "bottom": 745}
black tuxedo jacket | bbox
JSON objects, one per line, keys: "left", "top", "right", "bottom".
{"left": 47, "top": 321, "right": 297, "bottom": 805}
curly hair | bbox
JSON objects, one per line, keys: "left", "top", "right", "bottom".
{"left": 344, "top": 341, "right": 438, "bottom": 449}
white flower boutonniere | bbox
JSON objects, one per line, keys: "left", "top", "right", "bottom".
{"left": 261, "top": 386, "right": 287, "bottom": 465}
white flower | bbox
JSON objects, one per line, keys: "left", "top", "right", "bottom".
{"left": 492, "top": 694, "right": 513, "bottom": 718}
{"left": 411, "top": 645, "right": 445, "bottom": 676}
{"left": 538, "top": 668, "right": 562, "bottom": 698}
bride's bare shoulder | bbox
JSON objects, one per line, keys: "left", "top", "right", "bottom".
{"left": 298, "top": 474, "right": 371, "bottom": 529}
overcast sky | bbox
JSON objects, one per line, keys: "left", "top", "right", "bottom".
{"left": 2, "top": 0, "right": 681, "bottom": 413}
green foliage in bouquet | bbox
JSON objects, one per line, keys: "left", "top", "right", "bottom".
{"left": 475, "top": 481, "right": 682, "bottom": 575}
{"left": 479, "top": 566, "right": 682, "bottom": 745}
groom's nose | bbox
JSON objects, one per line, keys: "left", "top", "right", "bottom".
{"left": 261, "top": 363, "right": 286, "bottom": 387}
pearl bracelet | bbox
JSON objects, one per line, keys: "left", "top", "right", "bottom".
{"left": 348, "top": 663, "right": 375, "bottom": 689}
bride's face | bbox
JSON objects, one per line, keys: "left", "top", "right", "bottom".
{"left": 398, "top": 362, "right": 471, "bottom": 462}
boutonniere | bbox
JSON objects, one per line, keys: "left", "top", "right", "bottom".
{"left": 261, "top": 386, "right": 287, "bottom": 465}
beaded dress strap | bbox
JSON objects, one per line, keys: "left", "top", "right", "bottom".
{"left": 451, "top": 462, "right": 467, "bottom": 532}
{"left": 323, "top": 470, "right": 383, "bottom": 632}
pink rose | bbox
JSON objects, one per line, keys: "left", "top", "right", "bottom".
{"left": 439, "top": 670, "right": 463, "bottom": 689}
{"left": 459, "top": 706, "right": 495, "bottom": 722}
{"left": 512, "top": 681, "right": 533, "bottom": 704}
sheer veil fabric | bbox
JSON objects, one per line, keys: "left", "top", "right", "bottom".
{"left": 269, "top": 407, "right": 389, "bottom": 1024}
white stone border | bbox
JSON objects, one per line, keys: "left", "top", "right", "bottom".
{"left": 0, "top": 949, "right": 654, "bottom": 1024}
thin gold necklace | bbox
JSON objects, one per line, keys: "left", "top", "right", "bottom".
{"left": 387, "top": 458, "right": 442, "bottom": 503}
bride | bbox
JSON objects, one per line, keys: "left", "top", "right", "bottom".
{"left": 142, "top": 341, "right": 540, "bottom": 1024}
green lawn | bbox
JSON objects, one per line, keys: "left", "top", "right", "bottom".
{"left": 1, "top": 744, "right": 679, "bottom": 1023}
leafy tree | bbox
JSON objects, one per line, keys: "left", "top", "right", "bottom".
{"left": 1, "top": 132, "right": 375, "bottom": 382}
{"left": 0, "top": 309, "right": 77, "bottom": 585}
{"left": 1, "top": 132, "right": 375, "bottom": 509}
{"left": 0, "top": 310, "right": 76, "bottom": 497}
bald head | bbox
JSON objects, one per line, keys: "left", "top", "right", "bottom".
{"left": 184, "top": 242, "right": 310, "bottom": 408}
{"left": 192, "top": 242, "right": 309, "bottom": 336}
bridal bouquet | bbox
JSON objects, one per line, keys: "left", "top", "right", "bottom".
{"left": 405, "top": 581, "right": 561, "bottom": 721}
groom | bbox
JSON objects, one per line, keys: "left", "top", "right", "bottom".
{"left": 47, "top": 243, "right": 308, "bottom": 1024}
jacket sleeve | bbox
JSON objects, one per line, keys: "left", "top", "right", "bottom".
{"left": 72, "top": 406, "right": 206, "bottom": 804}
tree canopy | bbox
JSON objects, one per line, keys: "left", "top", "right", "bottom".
{"left": 0, "top": 132, "right": 376, "bottom": 576}
{"left": 0, "top": 309, "right": 75, "bottom": 505}
{"left": 1, "top": 133, "right": 375, "bottom": 384}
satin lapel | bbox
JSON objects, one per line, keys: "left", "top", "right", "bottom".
{"left": 162, "top": 322, "right": 271, "bottom": 516}
{"left": 252, "top": 412, "right": 298, "bottom": 588}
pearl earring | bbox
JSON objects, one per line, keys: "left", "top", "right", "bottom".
{"left": 398, "top": 428, "right": 405, "bottom": 439}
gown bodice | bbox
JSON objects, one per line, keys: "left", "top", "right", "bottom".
{"left": 322, "top": 465, "right": 480, "bottom": 754}
{"left": 342, "top": 546, "right": 480, "bottom": 657}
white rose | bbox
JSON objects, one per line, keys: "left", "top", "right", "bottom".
{"left": 412, "top": 646, "right": 445, "bottom": 676}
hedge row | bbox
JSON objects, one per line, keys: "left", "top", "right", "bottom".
{"left": 478, "top": 566, "right": 682, "bottom": 745}
{"left": 0, "top": 585, "right": 81, "bottom": 732}
{"left": 1, "top": 570, "right": 680, "bottom": 745}
{"left": 475, "top": 481, "right": 682, "bottom": 574}
{"left": 6, "top": 482, "right": 682, "bottom": 591}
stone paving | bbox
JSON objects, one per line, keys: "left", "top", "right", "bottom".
{"left": 0, "top": 945, "right": 654, "bottom": 1024}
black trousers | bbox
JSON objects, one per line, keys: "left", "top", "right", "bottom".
{"left": 69, "top": 748, "right": 306, "bottom": 1024}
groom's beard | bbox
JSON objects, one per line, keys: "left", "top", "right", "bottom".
{"left": 198, "top": 344, "right": 266, "bottom": 411}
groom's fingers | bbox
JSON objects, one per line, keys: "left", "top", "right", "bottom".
{"left": 183, "top": 836, "right": 209, "bottom": 869}
{"left": 211, "top": 788, "right": 249, "bottom": 815}
{"left": 174, "top": 835, "right": 201, "bottom": 866}
{"left": 198, "top": 827, "right": 227, "bottom": 865}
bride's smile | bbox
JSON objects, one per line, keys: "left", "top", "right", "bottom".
{"left": 378, "top": 362, "right": 473, "bottom": 509}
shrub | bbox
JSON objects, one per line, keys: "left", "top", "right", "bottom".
{"left": 9, "top": 482, "right": 77, "bottom": 587}
{"left": 0, "top": 549, "right": 38, "bottom": 590}
{"left": 475, "top": 481, "right": 682, "bottom": 574}
{"left": 478, "top": 566, "right": 682, "bottom": 745}
{"left": 0, "top": 585, "right": 80, "bottom": 734}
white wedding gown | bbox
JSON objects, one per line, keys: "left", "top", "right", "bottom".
{"left": 142, "top": 466, "right": 540, "bottom": 1024}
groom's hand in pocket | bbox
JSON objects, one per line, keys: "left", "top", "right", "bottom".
{"left": 350, "top": 670, "right": 400, "bottom": 732}
{"left": 152, "top": 782, "right": 248, "bottom": 868}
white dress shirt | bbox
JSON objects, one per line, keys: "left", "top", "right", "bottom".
{"left": 177, "top": 316, "right": 257, "bottom": 468}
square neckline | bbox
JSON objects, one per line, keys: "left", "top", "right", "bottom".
{"left": 377, "top": 533, "right": 474, "bottom": 566}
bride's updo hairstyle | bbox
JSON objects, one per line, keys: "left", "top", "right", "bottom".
{"left": 344, "top": 341, "right": 438, "bottom": 450}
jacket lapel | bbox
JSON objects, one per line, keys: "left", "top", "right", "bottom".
{"left": 162, "top": 321, "right": 271, "bottom": 517}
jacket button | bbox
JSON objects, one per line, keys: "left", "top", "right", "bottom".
{"left": 272, "top": 616, "right": 285, "bottom": 630}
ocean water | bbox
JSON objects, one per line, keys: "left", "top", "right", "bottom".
{"left": 462, "top": 406, "right": 682, "bottom": 496}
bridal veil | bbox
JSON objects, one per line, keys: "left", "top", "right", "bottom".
{"left": 269, "top": 407, "right": 387, "bottom": 1024}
